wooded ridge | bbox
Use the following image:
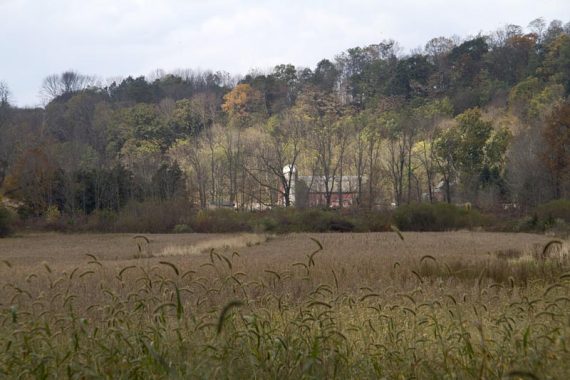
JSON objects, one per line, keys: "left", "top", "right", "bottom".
{"left": 0, "top": 18, "right": 568, "bottom": 221}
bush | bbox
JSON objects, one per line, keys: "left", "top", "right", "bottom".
{"left": 189, "top": 209, "right": 251, "bottom": 233}
{"left": 254, "top": 216, "right": 279, "bottom": 233}
{"left": 243, "top": 208, "right": 357, "bottom": 233}
{"left": 113, "top": 199, "right": 194, "bottom": 233}
{"left": 394, "top": 203, "right": 437, "bottom": 231}
{"left": 44, "top": 205, "right": 61, "bottom": 225}
{"left": 534, "top": 199, "right": 570, "bottom": 224}
{"left": 351, "top": 211, "right": 392, "bottom": 232}
{"left": 12, "top": 199, "right": 496, "bottom": 234}
{"left": 509, "top": 199, "right": 570, "bottom": 236}
{"left": 290, "top": 209, "right": 355, "bottom": 233}
{"left": 0, "top": 206, "right": 14, "bottom": 237}
{"left": 294, "top": 209, "right": 334, "bottom": 232}
{"left": 173, "top": 224, "right": 193, "bottom": 233}
{"left": 86, "top": 209, "right": 118, "bottom": 232}
{"left": 394, "top": 202, "right": 485, "bottom": 231}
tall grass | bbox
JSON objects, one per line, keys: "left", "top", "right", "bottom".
{"left": 158, "top": 233, "right": 268, "bottom": 256}
{"left": 0, "top": 236, "right": 569, "bottom": 378}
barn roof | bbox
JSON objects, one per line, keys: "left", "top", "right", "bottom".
{"left": 298, "top": 175, "right": 365, "bottom": 193}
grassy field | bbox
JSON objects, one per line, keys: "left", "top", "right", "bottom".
{"left": 0, "top": 231, "right": 568, "bottom": 378}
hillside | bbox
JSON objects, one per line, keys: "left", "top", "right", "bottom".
{"left": 0, "top": 18, "right": 569, "bottom": 225}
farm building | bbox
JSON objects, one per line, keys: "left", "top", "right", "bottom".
{"left": 279, "top": 165, "right": 365, "bottom": 208}
{"left": 296, "top": 175, "right": 363, "bottom": 208}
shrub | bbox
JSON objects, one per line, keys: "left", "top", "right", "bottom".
{"left": 394, "top": 202, "right": 485, "bottom": 231}
{"left": 290, "top": 209, "right": 355, "bottom": 232}
{"left": 254, "top": 216, "right": 279, "bottom": 233}
{"left": 328, "top": 218, "right": 355, "bottom": 232}
{"left": 0, "top": 206, "right": 14, "bottom": 237}
{"left": 432, "top": 202, "right": 485, "bottom": 229}
{"left": 510, "top": 200, "right": 570, "bottom": 234}
{"left": 247, "top": 208, "right": 357, "bottom": 233}
{"left": 263, "top": 208, "right": 297, "bottom": 233}
{"left": 534, "top": 199, "right": 570, "bottom": 224}
{"left": 189, "top": 209, "right": 251, "bottom": 233}
{"left": 86, "top": 209, "right": 118, "bottom": 232}
{"left": 351, "top": 211, "right": 392, "bottom": 232}
{"left": 113, "top": 199, "right": 194, "bottom": 233}
{"left": 173, "top": 224, "right": 193, "bottom": 233}
{"left": 44, "top": 205, "right": 62, "bottom": 225}
{"left": 394, "top": 203, "right": 437, "bottom": 231}
{"left": 294, "top": 209, "right": 333, "bottom": 232}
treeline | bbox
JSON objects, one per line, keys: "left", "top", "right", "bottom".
{"left": 0, "top": 18, "right": 569, "bottom": 226}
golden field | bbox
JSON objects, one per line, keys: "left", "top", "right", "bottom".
{"left": 0, "top": 231, "right": 568, "bottom": 378}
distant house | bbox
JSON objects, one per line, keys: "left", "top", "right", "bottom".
{"left": 278, "top": 165, "right": 365, "bottom": 208}
{"left": 432, "top": 180, "right": 447, "bottom": 202}
{"left": 296, "top": 175, "right": 363, "bottom": 208}
{"left": 426, "top": 179, "right": 461, "bottom": 203}
{"left": 207, "top": 200, "right": 237, "bottom": 210}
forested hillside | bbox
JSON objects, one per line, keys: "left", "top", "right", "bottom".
{"left": 0, "top": 18, "right": 569, "bottom": 223}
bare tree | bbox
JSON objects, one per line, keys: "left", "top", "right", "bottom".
{"left": 168, "top": 137, "right": 209, "bottom": 208}
{"left": 0, "top": 81, "right": 9, "bottom": 107}
{"left": 190, "top": 92, "right": 220, "bottom": 203}
{"left": 242, "top": 111, "right": 304, "bottom": 207}
{"left": 334, "top": 116, "right": 352, "bottom": 208}
{"left": 298, "top": 88, "right": 347, "bottom": 207}
{"left": 0, "top": 81, "right": 11, "bottom": 187}
{"left": 40, "top": 71, "right": 96, "bottom": 102}
{"left": 385, "top": 127, "right": 407, "bottom": 206}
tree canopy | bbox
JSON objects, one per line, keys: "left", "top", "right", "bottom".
{"left": 1, "top": 17, "right": 569, "bottom": 217}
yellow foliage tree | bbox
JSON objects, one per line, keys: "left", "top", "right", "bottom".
{"left": 222, "top": 84, "right": 265, "bottom": 122}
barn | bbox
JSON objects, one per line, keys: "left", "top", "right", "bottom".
{"left": 279, "top": 165, "right": 365, "bottom": 208}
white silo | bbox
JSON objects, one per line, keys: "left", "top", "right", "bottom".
{"left": 283, "top": 164, "right": 297, "bottom": 206}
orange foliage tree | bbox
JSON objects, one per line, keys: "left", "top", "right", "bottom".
{"left": 222, "top": 84, "right": 265, "bottom": 123}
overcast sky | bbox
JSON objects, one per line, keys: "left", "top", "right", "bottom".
{"left": 1, "top": 0, "right": 568, "bottom": 107}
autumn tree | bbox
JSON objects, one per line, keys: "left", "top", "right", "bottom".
{"left": 3, "top": 18, "right": 570, "bottom": 218}
{"left": 539, "top": 34, "right": 570, "bottom": 93}
{"left": 413, "top": 98, "right": 454, "bottom": 202}
{"left": 221, "top": 83, "right": 265, "bottom": 205}
{"left": 190, "top": 92, "right": 222, "bottom": 203}
{"left": 4, "top": 148, "right": 65, "bottom": 215}
{"left": 297, "top": 87, "right": 348, "bottom": 207}
{"left": 486, "top": 25, "right": 538, "bottom": 85}
{"left": 243, "top": 112, "right": 304, "bottom": 207}
{"left": 383, "top": 109, "right": 408, "bottom": 206}
{"left": 105, "top": 104, "right": 171, "bottom": 198}
{"left": 222, "top": 83, "right": 265, "bottom": 123}
{"left": 542, "top": 101, "right": 570, "bottom": 198}
{"left": 347, "top": 109, "right": 382, "bottom": 208}
{"left": 169, "top": 136, "right": 210, "bottom": 208}
{"left": 434, "top": 108, "right": 510, "bottom": 204}
{"left": 425, "top": 37, "right": 455, "bottom": 96}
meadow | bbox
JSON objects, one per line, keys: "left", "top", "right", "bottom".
{"left": 0, "top": 231, "right": 568, "bottom": 379}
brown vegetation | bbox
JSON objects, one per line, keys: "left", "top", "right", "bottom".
{"left": 0, "top": 231, "right": 568, "bottom": 378}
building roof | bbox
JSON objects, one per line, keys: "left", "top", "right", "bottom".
{"left": 298, "top": 175, "right": 365, "bottom": 193}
